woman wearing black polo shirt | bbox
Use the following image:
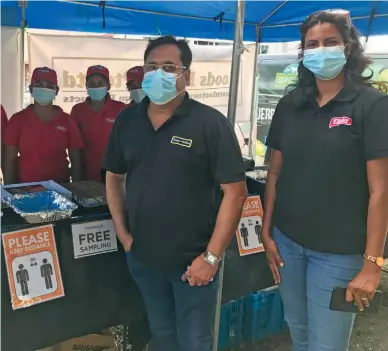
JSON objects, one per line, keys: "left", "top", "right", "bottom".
{"left": 262, "top": 10, "right": 388, "bottom": 351}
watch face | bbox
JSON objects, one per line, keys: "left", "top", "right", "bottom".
{"left": 206, "top": 253, "right": 217, "bottom": 264}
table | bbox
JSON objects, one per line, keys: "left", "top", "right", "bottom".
{"left": 1, "top": 177, "right": 273, "bottom": 351}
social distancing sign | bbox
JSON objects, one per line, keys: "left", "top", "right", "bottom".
{"left": 2, "top": 225, "right": 64, "bottom": 310}
{"left": 72, "top": 219, "right": 118, "bottom": 259}
{"left": 236, "top": 196, "right": 265, "bottom": 256}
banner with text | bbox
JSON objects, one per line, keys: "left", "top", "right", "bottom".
{"left": 28, "top": 34, "right": 255, "bottom": 123}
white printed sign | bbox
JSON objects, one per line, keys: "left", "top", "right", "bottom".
{"left": 27, "top": 33, "right": 255, "bottom": 122}
{"left": 2, "top": 225, "right": 64, "bottom": 310}
{"left": 72, "top": 219, "right": 118, "bottom": 259}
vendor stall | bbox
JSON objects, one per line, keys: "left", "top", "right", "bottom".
{"left": 2, "top": 2, "right": 388, "bottom": 351}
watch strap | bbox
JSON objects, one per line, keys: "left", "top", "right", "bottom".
{"left": 363, "top": 254, "right": 385, "bottom": 267}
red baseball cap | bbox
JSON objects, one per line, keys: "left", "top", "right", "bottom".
{"left": 86, "top": 65, "right": 110, "bottom": 81}
{"left": 31, "top": 67, "right": 58, "bottom": 85}
{"left": 127, "top": 66, "right": 144, "bottom": 84}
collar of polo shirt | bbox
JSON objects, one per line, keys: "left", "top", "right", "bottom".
{"left": 298, "top": 82, "right": 360, "bottom": 109}
{"left": 137, "top": 92, "right": 193, "bottom": 117}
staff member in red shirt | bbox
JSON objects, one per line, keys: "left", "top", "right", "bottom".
{"left": 71, "top": 65, "right": 126, "bottom": 181}
{"left": 127, "top": 66, "right": 145, "bottom": 104}
{"left": 1, "top": 105, "right": 8, "bottom": 171}
{"left": 4, "top": 67, "right": 83, "bottom": 184}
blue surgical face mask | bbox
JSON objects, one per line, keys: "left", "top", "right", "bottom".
{"left": 130, "top": 88, "right": 146, "bottom": 103}
{"left": 303, "top": 46, "right": 347, "bottom": 80}
{"left": 32, "top": 87, "right": 56, "bottom": 106}
{"left": 87, "top": 87, "right": 108, "bottom": 101}
{"left": 142, "top": 69, "right": 184, "bottom": 105}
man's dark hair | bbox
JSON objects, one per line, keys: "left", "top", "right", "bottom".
{"left": 144, "top": 36, "right": 192, "bottom": 69}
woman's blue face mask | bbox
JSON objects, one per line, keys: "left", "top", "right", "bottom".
{"left": 32, "top": 87, "right": 56, "bottom": 105}
{"left": 303, "top": 46, "right": 347, "bottom": 80}
{"left": 87, "top": 87, "right": 108, "bottom": 101}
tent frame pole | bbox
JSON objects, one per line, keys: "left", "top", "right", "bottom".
{"left": 19, "top": 1, "right": 27, "bottom": 110}
{"left": 226, "top": 0, "right": 245, "bottom": 127}
{"left": 212, "top": 2, "right": 245, "bottom": 351}
{"left": 211, "top": 256, "right": 225, "bottom": 351}
{"left": 248, "top": 25, "right": 260, "bottom": 159}
{"left": 247, "top": 1, "right": 288, "bottom": 159}
{"left": 61, "top": 0, "right": 258, "bottom": 25}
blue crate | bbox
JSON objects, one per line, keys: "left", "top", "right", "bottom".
{"left": 245, "top": 288, "right": 287, "bottom": 342}
{"left": 218, "top": 297, "right": 246, "bottom": 350}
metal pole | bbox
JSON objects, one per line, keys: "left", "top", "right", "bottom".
{"left": 226, "top": 0, "right": 245, "bottom": 127}
{"left": 211, "top": 256, "right": 225, "bottom": 351}
{"left": 212, "top": 3, "right": 245, "bottom": 351}
{"left": 248, "top": 25, "right": 260, "bottom": 159}
{"left": 19, "top": 1, "right": 27, "bottom": 110}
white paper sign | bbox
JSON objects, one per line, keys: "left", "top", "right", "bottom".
{"left": 27, "top": 33, "right": 255, "bottom": 122}
{"left": 236, "top": 196, "right": 265, "bottom": 256}
{"left": 72, "top": 220, "right": 118, "bottom": 259}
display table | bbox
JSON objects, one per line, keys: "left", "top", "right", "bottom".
{"left": 1, "top": 205, "right": 149, "bottom": 351}
{"left": 1, "top": 177, "right": 273, "bottom": 351}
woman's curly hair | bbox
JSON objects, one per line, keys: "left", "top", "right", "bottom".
{"left": 286, "top": 11, "right": 384, "bottom": 102}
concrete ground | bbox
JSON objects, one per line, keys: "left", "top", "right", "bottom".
{"left": 232, "top": 270, "right": 388, "bottom": 351}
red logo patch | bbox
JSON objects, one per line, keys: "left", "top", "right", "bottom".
{"left": 329, "top": 117, "right": 352, "bottom": 129}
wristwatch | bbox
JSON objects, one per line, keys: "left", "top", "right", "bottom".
{"left": 363, "top": 254, "right": 385, "bottom": 267}
{"left": 203, "top": 251, "right": 222, "bottom": 266}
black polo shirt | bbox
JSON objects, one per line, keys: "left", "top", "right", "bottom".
{"left": 266, "top": 84, "right": 388, "bottom": 255}
{"left": 103, "top": 93, "right": 245, "bottom": 270}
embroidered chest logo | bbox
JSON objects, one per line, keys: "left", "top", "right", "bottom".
{"left": 171, "top": 136, "right": 193, "bottom": 148}
{"left": 329, "top": 116, "right": 353, "bottom": 129}
{"left": 54, "top": 125, "right": 67, "bottom": 132}
{"left": 105, "top": 117, "right": 115, "bottom": 124}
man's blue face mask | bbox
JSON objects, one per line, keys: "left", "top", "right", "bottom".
{"left": 142, "top": 69, "right": 185, "bottom": 105}
{"left": 303, "top": 46, "right": 347, "bottom": 80}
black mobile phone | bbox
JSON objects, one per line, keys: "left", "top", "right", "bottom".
{"left": 330, "top": 287, "right": 383, "bottom": 314}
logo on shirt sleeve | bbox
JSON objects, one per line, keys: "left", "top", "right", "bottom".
{"left": 171, "top": 136, "right": 193, "bottom": 148}
{"left": 329, "top": 117, "right": 352, "bottom": 129}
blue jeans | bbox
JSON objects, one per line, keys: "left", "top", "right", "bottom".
{"left": 273, "top": 227, "right": 363, "bottom": 351}
{"left": 126, "top": 252, "right": 218, "bottom": 351}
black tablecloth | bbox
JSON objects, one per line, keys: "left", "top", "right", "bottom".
{"left": 1, "top": 206, "right": 149, "bottom": 351}
{"left": 1, "top": 177, "right": 273, "bottom": 351}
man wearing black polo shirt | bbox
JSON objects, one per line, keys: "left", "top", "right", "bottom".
{"left": 103, "top": 36, "right": 247, "bottom": 351}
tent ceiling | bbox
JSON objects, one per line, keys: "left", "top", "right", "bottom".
{"left": 1, "top": 0, "right": 388, "bottom": 42}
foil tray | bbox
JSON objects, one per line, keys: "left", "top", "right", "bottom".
{"left": 2, "top": 190, "right": 78, "bottom": 224}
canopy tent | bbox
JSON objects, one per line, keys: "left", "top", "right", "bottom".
{"left": 1, "top": 3, "right": 388, "bottom": 350}
{"left": 2, "top": 1, "right": 388, "bottom": 42}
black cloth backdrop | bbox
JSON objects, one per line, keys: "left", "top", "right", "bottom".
{"left": 1, "top": 177, "right": 272, "bottom": 351}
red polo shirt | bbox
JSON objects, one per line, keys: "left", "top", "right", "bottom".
{"left": 5, "top": 105, "right": 84, "bottom": 183}
{"left": 71, "top": 95, "right": 126, "bottom": 181}
{"left": 1, "top": 105, "right": 8, "bottom": 149}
